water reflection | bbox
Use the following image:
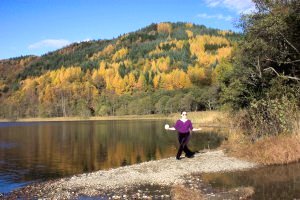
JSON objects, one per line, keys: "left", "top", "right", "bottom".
{"left": 202, "top": 162, "right": 300, "bottom": 199}
{"left": 0, "top": 120, "right": 224, "bottom": 193}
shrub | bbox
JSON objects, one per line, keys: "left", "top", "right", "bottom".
{"left": 235, "top": 96, "right": 298, "bottom": 140}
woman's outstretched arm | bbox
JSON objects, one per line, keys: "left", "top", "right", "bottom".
{"left": 165, "top": 124, "right": 176, "bottom": 131}
{"left": 192, "top": 128, "right": 202, "bottom": 131}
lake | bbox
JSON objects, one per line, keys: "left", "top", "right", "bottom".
{"left": 201, "top": 162, "right": 300, "bottom": 199}
{"left": 1, "top": 120, "right": 299, "bottom": 199}
{"left": 0, "top": 120, "right": 223, "bottom": 194}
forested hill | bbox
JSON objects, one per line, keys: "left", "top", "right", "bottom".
{"left": 0, "top": 22, "right": 240, "bottom": 118}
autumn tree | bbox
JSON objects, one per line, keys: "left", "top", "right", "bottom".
{"left": 157, "top": 23, "right": 172, "bottom": 36}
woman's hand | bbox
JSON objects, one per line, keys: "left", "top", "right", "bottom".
{"left": 165, "top": 124, "right": 176, "bottom": 131}
{"left": 164, "top": 124, "right": 170, "bottom": 130}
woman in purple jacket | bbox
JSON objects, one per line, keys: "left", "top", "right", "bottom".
{"left": 165, "top": 111, "right": 201, "bottom": 160}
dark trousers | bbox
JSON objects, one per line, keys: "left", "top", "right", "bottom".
{"left": 176, "top": 132, "right": 193, "bottom": 159}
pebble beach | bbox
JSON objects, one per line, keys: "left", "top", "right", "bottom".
{"left": 5, "top": 150, "right": 258, "bottom": 199}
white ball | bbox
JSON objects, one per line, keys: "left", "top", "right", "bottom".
{"left": 164, "top": 124, "right": 169, "bottom": 129}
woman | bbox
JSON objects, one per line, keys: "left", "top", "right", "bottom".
{"left": 165, "top": 111, "right": 201, "bottom": 160}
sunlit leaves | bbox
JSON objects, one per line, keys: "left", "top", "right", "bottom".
{"left": 157, "top": 22, "right": 172, "bottom": 35}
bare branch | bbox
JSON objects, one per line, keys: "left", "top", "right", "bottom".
{"left": 264, "top": 67, "right": 300, "bottom": 81}
{"left": 256, "top": 56, "right": 262, "bottom": 78}
{"left": 277, "top": 31, "right": 300, "bottom": 55}
{"left": 265, "top": 58, "right": 300, "bottom": 64}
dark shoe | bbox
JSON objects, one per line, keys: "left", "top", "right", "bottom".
{"left": 186, "top": 155, "right": 194, "bottom": 158}
{"left": 186, "top": 152, "right": 195, "bottom": 158}
{"left": 176, "top": 157, "right": 181, "bottom": 160}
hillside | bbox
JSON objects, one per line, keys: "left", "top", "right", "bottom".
{"left": 0, "top": 22, "right": 240, "bottom": 119}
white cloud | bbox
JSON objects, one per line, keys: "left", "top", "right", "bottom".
{"left": 205, "top": 0, "right": 255, "bottom": 14}
{"left": 82, "top": 38, "right": 91, "bottom": 42}
{"left": 197, "top": 13, "right": 233, "bottom": 21}
{"left": 28, "top": 39, "right": 71, "bottom": 50}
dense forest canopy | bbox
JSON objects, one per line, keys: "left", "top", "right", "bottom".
{"left": 0, "top": 22, "right": 239, "bottom": 118}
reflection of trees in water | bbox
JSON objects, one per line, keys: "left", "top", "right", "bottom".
{"left": 201, "top": 162, "right": 300, "bottom": 199}
{"left": 0, "top": 120, "right": 225, "bottom": 183}
{"left": 189, "top": 131, "right": 224, "bottom": 151}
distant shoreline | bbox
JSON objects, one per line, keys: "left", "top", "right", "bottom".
{"left": 0, "top": 115, "right": 169, "bottom": 122}
{"left": 0, "top": 111, "right": 228, "bottom": 125}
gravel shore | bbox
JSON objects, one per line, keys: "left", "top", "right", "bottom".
{"left": 7, "top": 150, "right": 257, "bottom": 199}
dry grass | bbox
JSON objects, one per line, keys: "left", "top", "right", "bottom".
{"left": 224, "top": 133, "right": 300, "bottom": 165}
{"left": 168, "top": 111, "right": 229, "bottom": 126}
{"left": 170, "top": 185, "right": 204, "bottom": 200}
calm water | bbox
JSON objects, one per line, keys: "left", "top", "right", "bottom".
{"left": 0, "top": 120, "right": 223, "bottom": 193}
{"left": 201, "top": 162, "right": 300, "bottom": 199}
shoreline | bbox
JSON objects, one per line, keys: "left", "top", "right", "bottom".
{"left": 0, "top": 111, "right": 228, "bottom": 126}
{"left": 6, "top": 150, "right": 257, "bottom": 199}
{"left": 0, "top": 115, "right": 170, "bottom": 122}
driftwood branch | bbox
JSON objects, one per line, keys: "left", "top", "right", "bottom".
{"left": 264, "top": 67, "right": 300, "bottom": 81}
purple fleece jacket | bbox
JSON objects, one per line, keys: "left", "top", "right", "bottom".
{"left": 174, "top": 119, "right": 193, "bottom": 133}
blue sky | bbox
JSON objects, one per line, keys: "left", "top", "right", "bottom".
{"left": 0, "top": 0, "right": 255, "bottom": 59}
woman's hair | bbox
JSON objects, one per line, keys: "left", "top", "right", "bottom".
{"left": 181, "top": 111, "right": 187, "bottom": 114}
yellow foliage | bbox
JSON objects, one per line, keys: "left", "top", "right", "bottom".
{"left": 104, "top": 68, "right": 116, "bottom": 90}
{"left": 189, "top": 35, "right": 231, "bottom": 66}
{"left": 189, "top": 36, "right": 205, "bottom": 56}
{"left": 61, "top": 67, "right": 82, "bottom": 83}
{"left": 21, "top": 79, "right": 37, "bottom": 93}
{"left": 185, "top": 23, "right": 193, "bottom": 28}
{"left": 160, "top": 69, "right": 192, "bottom": 90}
{"left": 91, "top": 69, "right": 105, "bottom": 88}
{"left": 90, "top": 44, "right": 114, "bottom": 60}
{"left": 136, "top": 73, "right": 146, "bottom": 90}
{"left": 112, "top": 48, "right": 128, "bottom": 61}
{"left": 142, "top": 59, "right": 152, "bottom": 73}
{"left": 111, "top": 62, "right": 120, "bottom": 71}
{"left": 98, "top": 61, "right": 107, "bottom": 76}
{"left": 157, "top": 56, "right": 171, "bottom": 72}
{"left": 103, "top": 44, "right": 115, "bottom": 54}
{"left": 128, "top": 73, "right": 136, "bottom": 86}
{"left": 149, "top": 57, "right": 171, "bottom": 73}
{"left": 185, "top": 30, "right": 194, "bottom": 38}
{"left": 112, "top": 73, "right": 125, "bottom": 95}
{"left": 160, "top": 73, "right": 172, "bottom": 90}
{"left": 148, "top": 48, "right": 163, "bottom": 56}
{"left": 157, "top": 23, "right": 172, "bottom": 34}
{"left": 187, "top": 65, "right": 206, "bottom": 84}
{"left": 171, "top": 69, "right": 192, "bottom": 89}
{"left": 199, "top": 53, "right": 216, "bottom": 66}
{"left": 174, "top": 40, "right": 185, "bottom": 49}
{"left": 150, "top": 60, "right": 158, "bottom": 73}
{"left": 124, "top": 72, "right": 136, "bottom": 93}
{"left": 217, "top": 47, "right": 232, "bottom": 58}
{"left": 0, "top": 82, "right": 7, "bottom": 91}
{"left": 153, "top": 74, "right": 161, "bottom": 89}
{"left": 149, "top": 39, "right": 184, "bottom": 56}
{"left": 217, "top": 30, "right": 233, "bottom": 36}
{"left": 39, "top": 85, "right": 54, "bottom": 104}
{"left": 123, "top": 59, "right": 133, "bottom": 67}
